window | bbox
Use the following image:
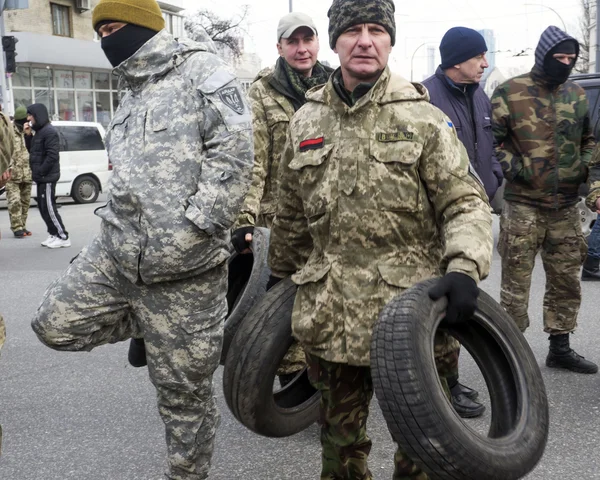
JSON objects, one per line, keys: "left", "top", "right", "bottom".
{"left": 51, "top": 4, "right": 71, "bottom": 37}
{"left": 12, "top": 66, "right": 31, "bottom": 87}
{"left": 55, "top": 126, "right": 105, "bottom": 152}
{"left": 163, "top": 11, "right": 184, "bottom": 37}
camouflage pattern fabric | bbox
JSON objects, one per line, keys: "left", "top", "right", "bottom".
{"left": 96, "top": 29, "right": 253, "bottom": 285}
{"left": 491, "top": 70, "right": 595, "bottom": 210}
{"left": 233, "top": 67, "right": 294, "bottom": 229}
{"left": 307, "top": 350, "right": 454, "bottom": 479}
{"left": 0, "top": 315, "right": 4, "bottom": 454}
{"left": 6, "top": 181, "right": 32, "bottom": 232}
{"left": 8, "top": 123, "right": 31, "bottom": 182}
{"left": 498, "top": 201, "right": 587, "bottom": 333}
{"left": 327, "top": 0, "right": 396, "bottom": 49}
{"left": 32, "top": 238, "right": 227, "bottom": 480}
{"left": 0, "top": 112, "right": 13, "bottom": 175}
{"left": 268, "top": 66, "right": 493, "bottom": 366}
{"left": 585, "top": 144, "right": 600, "bottom": 210}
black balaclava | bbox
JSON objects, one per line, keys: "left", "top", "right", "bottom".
{"left": 100, "top": 23, "right": 159, "bottom": 68}
{"left": 543, "top": 40, "right": 578, "bottom": 85}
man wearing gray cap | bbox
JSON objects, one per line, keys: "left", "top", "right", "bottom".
{"left": 231, "top": 12, "right": 333, "bottom": 384}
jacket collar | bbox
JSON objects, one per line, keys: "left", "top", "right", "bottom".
{"left": 435, "top": 66, "right": 479, "bottom": 97}
{"left": 308, "top": 66, "right": 429, "bottom": 114}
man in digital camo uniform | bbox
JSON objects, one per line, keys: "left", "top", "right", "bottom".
{"left": 30, "top": 0, "right": 253, "bottom": 478}
{"left": 231, "top": 12, "right": 333, "bottom": 384}
{"left": 492, "top": 26, "right": 597, "bottom": 374}
{"left": 6, "top": 106, "right": 33, "bottom": 238}
{"left": 0, "top": 105, "right": 14, "bottom": 455}
{"left": 268, "top": 0, "right": 493, "bottom": 478}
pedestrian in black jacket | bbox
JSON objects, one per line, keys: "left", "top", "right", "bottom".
{"left": 26, "top": 103, "right": 70, "bottom": 248}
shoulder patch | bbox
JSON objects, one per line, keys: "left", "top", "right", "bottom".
{"left": 299, "top": 137, "right": 324, "bottom": 152}
{"left": 217, "top": 85, "right": 245, "bottom": 115}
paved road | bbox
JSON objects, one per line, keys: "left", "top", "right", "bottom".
{"left": 1, "top": 198, "right": 600, "bottom": 480}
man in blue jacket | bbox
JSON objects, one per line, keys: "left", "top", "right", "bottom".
{"left": 423, "top": 26, "right": 503, "bottom": 419}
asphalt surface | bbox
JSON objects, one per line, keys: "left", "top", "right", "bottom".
{"left": 1, "top": 197, "right": 600, "bottom": 480}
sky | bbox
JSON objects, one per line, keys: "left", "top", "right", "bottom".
{"left": 182, "top": 0, "right": 586, "bottom": 80}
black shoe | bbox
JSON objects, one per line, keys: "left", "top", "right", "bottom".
{"left": 452, "top": 392, "right": 486, "bottom": 418}
{"left": 13, "top": 230, "right": 25, "bottom": 238}
{"left": 546, "top": 334, "right": 598, "bottom": 374}
{"left": 582, "top": 255, "right": 600, "bottom": 281}
{"left": 128, "top": 338, "right": 147, "bottom": 368}
{"left": 450, "top": 381, "right": 479, "bottom": 401}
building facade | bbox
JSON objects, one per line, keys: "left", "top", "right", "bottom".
{"left": 4, "top": 0, "right": 185, "bottom": 124}
{"left": 477, "top": 28, "right": 496, "bottom": 80}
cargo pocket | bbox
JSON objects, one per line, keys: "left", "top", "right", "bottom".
{"left": 180, "top": 301, "right": 227, "bottom": 381}
{"left": 369, "top": 139, "right": 421, "bottom": 212}
{"left": 291, "top": 263, "right": 332, "bottom": 348}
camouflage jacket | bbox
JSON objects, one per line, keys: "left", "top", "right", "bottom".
{"left": 586, "top": 146, "right": 600, "bottom": 209}
{"left": 0, "top": 112, "right": 13, "bottom": 176}
{"left": 95, "top": 30, "right": 253, "bottom": 285}
{"left": 234, "top": 66, "right": 289, "bottom": 228}
{"left": 8, "top": 124, "right": 32, "bottom": 183}
{"left": 268, "top": 67, "right": 493, "bottom": 366}
{"left": 492, "top": 71, "right": 595, "bottom": 209}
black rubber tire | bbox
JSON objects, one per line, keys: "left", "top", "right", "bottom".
{"left": 223, "top": 277, "right": 320, "bottom": 437}
{"left": 71, "top": 175, "right": 100, "bottom": 204}
{"left": 371, "top": 278, "right": 549, "bottom": 480}
{"left": 220, "top": 227, "right": 271, "bottom": 365}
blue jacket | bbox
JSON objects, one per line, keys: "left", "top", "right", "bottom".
{"left": 422, "top": 67, "right": 503, "bottom": 200}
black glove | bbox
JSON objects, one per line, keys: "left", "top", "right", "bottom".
{"left": 267, "top": 275, "right": 283, "bottom": 291}
{"left": 428, "top": 272, "right": 479, "bottom": 325}
{"left": 231, "top": 226, "right": 254, "bottom": 253}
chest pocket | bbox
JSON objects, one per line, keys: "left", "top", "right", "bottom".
{"left": 288, "top": 143, "right": 334, "bottom": 218}
{"left": 106, "top": 109, "right": 130, "bottom": 151}
{"left": 369, "top": 139, "right": 422, "bottom": 212}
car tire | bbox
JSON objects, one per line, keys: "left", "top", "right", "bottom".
{"left": 71, "top": 175, "right": 100, "bottom": 204}
{"left": 220, "top": 226, "right": 271, "bottom": 365}
{"left": 371, "top": 278, "right": 549, "bottom": 480}
{"left": 223, "top": 277, "right": 320, "bottom": 438}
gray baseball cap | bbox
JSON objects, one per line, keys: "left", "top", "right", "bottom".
{"left": 277, "top": 12, "right": 318, "bottom": 41}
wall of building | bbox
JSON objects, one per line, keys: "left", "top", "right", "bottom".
{"left": 5, "top": 0, "right": 99, "bottom": 41}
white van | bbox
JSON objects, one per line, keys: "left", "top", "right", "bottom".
{"left": 1, "top": 120, "right": 111, "bottom": 204}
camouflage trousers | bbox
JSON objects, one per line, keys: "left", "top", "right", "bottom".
{"left": 259, "top": 213, "right": 306, "bottom": 376}
{"left": 306, "top": 333, "right": 455, "bottom": 480}
{"left": 31, "top": 238, "right": 227, "bottom": 480}
{"left": 5, "top": 180, "right": 31, "bottom": 232}
{"left": 499, "top": 201, "right": 587, "bottom": 334}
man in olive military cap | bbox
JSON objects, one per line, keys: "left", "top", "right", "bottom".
{"left": 30, "top": 0, "right": 253, "bottom": 478}
{"left": 267, "top": 0, "right": 493, "bottom": 478}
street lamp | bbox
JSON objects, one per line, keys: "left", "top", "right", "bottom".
{"left": 524, "top": 3, "right": 567, "bottom": 32}
{"left": 411, "top": 42, "right": 433, "bottom": 82}
{"left": 289, "top": 0, "right": 292, "bottom": 12}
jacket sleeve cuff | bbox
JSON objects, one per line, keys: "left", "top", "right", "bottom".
{"left": 586, "top": 190, "right": 600, "bottom": 211}
{"left": 185, "top": 204, "right": 216, "bottom": 236}
{"left": 445, "top": 258, "right": 480, "bottom": 283}
{"left": 232, "top": 212, "right": 256, "bottom": 230}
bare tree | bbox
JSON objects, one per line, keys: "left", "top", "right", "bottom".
{"left": 184, "top": 6, "right": 249, "bottom": 59}
{"left": 575, "top": 0, "right": 591, "bottom": 73}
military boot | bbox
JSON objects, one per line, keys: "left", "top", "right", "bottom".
{"left": 128, "top": 338, "right": 147, "bottom": 368}
{"left": 581, "top": 255, "right": 600, "bottom": 281}
{"left": 546, "top": 334, "right": 598, "bottom": 374}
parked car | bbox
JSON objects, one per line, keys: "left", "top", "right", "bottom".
{"left": 490, "top": 73, "right": 600, "bottom": 238}
{"left": 0, "top": 120, "right": 111, "bottom": 205}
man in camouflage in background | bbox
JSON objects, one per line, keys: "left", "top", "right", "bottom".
{"left": 231, "top": 12, "right": 333, "bottom": 385}
{"left": 30, "top": 0, "right": 253, "bottom": 478}
{"left": 492, "top": 26, "right": 598, "bottom": 374}
{"left": 0, "top": 104, "right": 14, "bottom": 456}
{"left": 268, "top": 0, "right": 493, "bottom": 478}
{"left": 6, "top": 106, "right": 33, "bottom": 238}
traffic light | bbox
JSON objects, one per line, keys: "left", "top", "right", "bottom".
{"left": 2, "top": 36, "right": 18, "bottom": 74}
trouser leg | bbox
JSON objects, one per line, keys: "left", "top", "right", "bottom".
{"left": 44, "top": 182, "right": 68, "bottom": 239}
{"left": 540, "top": 206, "right": 586, "bottom": 334}
{"left": 31, "top": 238, "right": 135, "bottom": 350}
{"left": 21, "top": 182, "right": 32, "bottom": 229}
{"left": 139, "top": 264, "right": 227, "bottom": 480}
{"left": 498, "top": 201, "right": 540, "bottom": 332}
{"left": 6, "top": 182, "right": 24, "bottom": 231}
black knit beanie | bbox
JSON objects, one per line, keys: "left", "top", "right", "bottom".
{"left": 440, "top": 27, "right": 487, "bottom": 69}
